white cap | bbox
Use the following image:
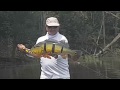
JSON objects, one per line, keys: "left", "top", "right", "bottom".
{"left": 46, "top": 17, "right": 60, "bottom": 26}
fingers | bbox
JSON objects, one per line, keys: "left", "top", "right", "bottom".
{"left": 17, "top": 44, "right": 26, "bottom": 52}
{"left": 17, "top": 44, "right": 25, "bottom": 49}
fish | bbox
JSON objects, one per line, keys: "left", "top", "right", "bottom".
{"left": 26, "top": 39, "right": 80, "bottom": 60}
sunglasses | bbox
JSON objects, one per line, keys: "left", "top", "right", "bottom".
{"left": 47, "top": 26, "right": 58, "bottom": 28}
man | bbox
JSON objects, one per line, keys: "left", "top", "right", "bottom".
{"left": 17, "top": 17, "right": 70, "bottom": 79}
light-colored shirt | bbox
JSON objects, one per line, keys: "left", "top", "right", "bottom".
{"left": 36, "top": 32, "right": 70, "bottom": 79}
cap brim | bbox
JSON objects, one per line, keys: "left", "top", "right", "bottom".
{"left": 46, "top": 23, "right": 60, "bottom": 26}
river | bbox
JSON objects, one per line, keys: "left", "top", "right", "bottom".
{"left": 0, "top": 56, "right": 120, "bottom": 79}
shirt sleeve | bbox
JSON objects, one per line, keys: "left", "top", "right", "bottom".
{"left": 60, "top": 36, "right": 69, "bottom": 48}
{"left": 36, "top": 37, "right": 41, "bottom": 44}
{"left": 36, "top": 36, "right": 46, "bottom": 44}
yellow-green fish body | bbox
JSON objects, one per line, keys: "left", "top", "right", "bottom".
{"left": 28, "top": 39, "right": 79, "bottom": 60}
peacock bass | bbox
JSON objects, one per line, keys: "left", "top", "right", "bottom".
{"left": 25, "top": 39, "right": 80, "bottom": 60}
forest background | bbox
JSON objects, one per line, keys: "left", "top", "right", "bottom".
{"left": 0, "top": 11, "right": 120, "bottom": 59}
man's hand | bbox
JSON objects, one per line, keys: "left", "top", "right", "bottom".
{"left": 17, "top": 44, "right": 26, "bottom": 52}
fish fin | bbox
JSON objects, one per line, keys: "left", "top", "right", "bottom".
{"left": 46, "top": 55, "right": 51, "bottom": 59}
{"left": 32, "top": 39, "right": 58, "bottom": 49}
{"left": 51, "top": 53, "right": 58, "bottom": 59}
{"left": 59, "top": 40, "right": 69, "bottom": 48}
{"left": 33, "top": 42, "right": 44, "bottom": 48}
{"left": 33, "top": 39, "right": 69, "bottom": 49}
{"left": 42, "top": 54, "right": 51, "bottom": 59}
{"left": 54, "top": 55, "right": 58, "bottom": 59}
{"left": 45, "top": 39, "right": 69, "bottom": 48}
{"left": 61, "top": 54, "right": 68, "bottom": 59}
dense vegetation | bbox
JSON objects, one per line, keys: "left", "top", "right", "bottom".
{"left": 0, "top": 11, "right": 120, "bottom": 58}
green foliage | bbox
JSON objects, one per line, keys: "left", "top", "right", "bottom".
{"left": 1, "top": 11, "right": 120, "bottom": 57}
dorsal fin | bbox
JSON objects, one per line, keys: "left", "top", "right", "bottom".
{"left": 45, "top": 39, "right": 69, "bottom": 48}
{"left": 32, "top": 39, "right": 69, "bottom": 48}
{"left": 32, "top": 42, "right": 44, "bottom": 48}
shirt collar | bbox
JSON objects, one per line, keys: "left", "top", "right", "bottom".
{"left": 46, "top": 32, "right": 59, "bottom": 39}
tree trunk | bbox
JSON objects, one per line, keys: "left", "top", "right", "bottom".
{"left": 96, "top": 33, "right": 120, "bottom": 56}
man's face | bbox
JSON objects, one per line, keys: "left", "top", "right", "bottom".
{"left": 46, "top": 26, "right": 59, "bottom": 35}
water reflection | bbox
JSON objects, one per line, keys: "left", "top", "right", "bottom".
{"left": 75, "top": 55, "right": 120, "bottom": 79}
{"left": 0, "top": 56, "right": 120, "bottom": 79}
{"left": 0, "top": 58, "right": 40, "bottom": 79}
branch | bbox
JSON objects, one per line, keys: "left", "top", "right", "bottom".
{"left": 96, "top": 33, "right": 120, "bottom": 56}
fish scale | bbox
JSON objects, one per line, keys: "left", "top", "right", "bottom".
{"left": 26, "top": 39, "right": 80, "bottom": 60}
